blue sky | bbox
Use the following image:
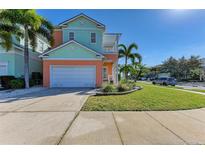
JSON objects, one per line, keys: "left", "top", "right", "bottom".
{"left": 37, "top": 9, "right": 205, "bottom": 66}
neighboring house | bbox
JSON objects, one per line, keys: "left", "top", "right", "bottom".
{"left": 0, "top": 31, "right": 50, "bottom": 78}
{"left": 40, "top": 13, "right": 121, "bottom": 88}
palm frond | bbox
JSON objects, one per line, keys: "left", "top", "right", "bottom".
{"left": 118, "top": 49, "right": 126, "bottom": 58}
{"left": 0, "top": 10, "right": 22, "bottom": 24}
{"left": 118, "top": 44, "right": 127, "bottom": 51}
{"left": 0, "top": 22, "right": 23, "bottom": 51}
{"left": 133, "top": 53, "right": 142, "bottom": 64}
{"left": 0, "top": 31, "right": 12, "bottom": 51}
{"left": 36, "top": 26, "right": 54, "bottom": 46}
{"left": 28, "top": 29, "right": 37, "bottom": 52}
{"left": 127, "top": 43, "right": 138, "bottom": 53}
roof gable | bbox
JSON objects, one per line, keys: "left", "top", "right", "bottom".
{"left": 58, "top": 13, "right": 105, "bottom": 29}
{"left": 40, "top": 40, "right": 104, "bottom": 59}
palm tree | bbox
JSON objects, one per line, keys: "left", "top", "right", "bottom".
{"left": 118, "top": 43, "right": 141, "bottom": 80}
{"left": 0, "top": 10, "right": 54, "bottom": 88}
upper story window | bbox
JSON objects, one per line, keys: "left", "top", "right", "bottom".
{"left": 91, "top": 33, "right": 96, "bottom": 43}
{"left": 69, "top": 32, "right": 74, "bottom": 40}
{"left": 39, "top": 41, "right": 44, "bottom": 52}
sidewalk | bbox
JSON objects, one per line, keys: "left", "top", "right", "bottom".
{"left": 60, "top": 109, "right": 205, "bottom": 145}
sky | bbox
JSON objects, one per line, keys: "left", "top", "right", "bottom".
{"left": 37, "top": 9, "right": 205, "bottom": 66}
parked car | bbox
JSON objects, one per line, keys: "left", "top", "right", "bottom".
{"left": 152, "top": 77, "right": 177, "bottom": 86}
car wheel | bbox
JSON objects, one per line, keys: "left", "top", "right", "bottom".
{"left": 152, "top": 82, "right": 156, "bottom": 85}
{"left": 163, "top": 82, "right": 167, "bottom": 86}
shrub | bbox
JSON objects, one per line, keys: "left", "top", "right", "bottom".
{"left": 0, "top": 76, "right": 16, "bottom": 89}
{"left": 32, "top": 72, "right": 42, "bottom": 85}
{"left": 102, "top": 84, "right": 116, "bottom": 92}
{"left": 29, "top": 79, "right": 35, "bottom": 87}
{"left": 120, "top": 79, "right": 127, "bottom": 84}
{"left": 119, "top": 80, "right": 137, "bottom": 89}
{"left": 117, "top": 83, "right": 131, "bottom": 92}
{"left": 9, "top": 79, "right": 24, "bottom": 89}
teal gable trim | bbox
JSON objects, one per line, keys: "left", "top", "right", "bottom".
{"left": 62, "top": 16, "right": 104, "bottom": 53}
{"left": 47, "top": 41, "right": 101, "bottom": 59}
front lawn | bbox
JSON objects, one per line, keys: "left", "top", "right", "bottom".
{"left": 82, "top": 82, "right": 205, "bottom": 111}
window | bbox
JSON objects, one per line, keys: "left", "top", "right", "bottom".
{"left": 103, "top": 67, "right": 108, "bottom": 80}
{"left": 0, "top": 62, "right": 8, "bottom": 76}
{"left": 69, "top": 32, "right": 74, "bottom": 40}
{"left": 91, "top": 33, "right": 96, "bottom": 43}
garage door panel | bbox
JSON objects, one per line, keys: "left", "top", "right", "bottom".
{"left": 50, "top": 66, "right": 96, "bottom": 87}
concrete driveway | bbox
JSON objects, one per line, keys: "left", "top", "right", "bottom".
{"left": 0, "top": 88, "right": 91, "bottom": 144}
{"left": 0, "top": 89, "right": 205, "bottom": 145}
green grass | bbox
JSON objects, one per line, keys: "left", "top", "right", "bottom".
{"left": 82, "top": 82, "right": 205, "bottom": 111}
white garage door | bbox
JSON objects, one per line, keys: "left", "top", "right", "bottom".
{"left": 0, "top": 62, "right": 8, "bottom": 76}
{"left": 50, "top": 65, "right": 96, "bottom": 88}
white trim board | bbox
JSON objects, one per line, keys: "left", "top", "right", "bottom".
{"left": 39, "top": 40, "right": 104, "bottom": 58}
{"left": 42, "top": 58, "right": 102, "bottom": 61}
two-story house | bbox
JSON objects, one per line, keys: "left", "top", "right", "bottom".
{"left": 40, "top": 13, "right": 121, "bottom": 88}
{"left": 0, "top": 30, "right": 50, "bottom": 77}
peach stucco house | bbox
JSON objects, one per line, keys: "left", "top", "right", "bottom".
{"left": 40, "top": 13, "right": 121, "bottom": 88}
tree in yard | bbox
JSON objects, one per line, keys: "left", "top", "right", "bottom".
{"left": 118, "top": 43, "right": 141, "bottom": 80}
{"left": 0, "top": 10, "right": 54, "bottom": 88}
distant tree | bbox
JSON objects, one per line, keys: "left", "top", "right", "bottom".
{"left": 160, "top": 57, "right": 178, "bottom": 78}
{"left": 151, "top": 55, "right": 203, "bottom": 81}
{"left": 178, "top": 56, "right": 188, "bottom": 80}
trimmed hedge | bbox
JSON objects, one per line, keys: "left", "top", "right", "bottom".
{"left": 102, "top": 84, "right": 116, "bottom": 92}
{"left": 9, "top": 79, "right": 24, "bottom": 89}
{"left": 0, "top": 76, "right": 16, "bottom": 89}
{"left": 117, "top": 83, "right": 130, "bottom": 92}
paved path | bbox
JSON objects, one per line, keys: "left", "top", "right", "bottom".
{"left": 60, "top": 110, "right": 205, "bottom": 145}
{"left": 0, "top": 89, "right": 205, "bottom": 145}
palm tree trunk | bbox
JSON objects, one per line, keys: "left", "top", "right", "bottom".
{"left": 125, "top": 56, "right": 128, "bottom": 80}
{"left": 24, "top": 26, "right": 29, "bottom": 88}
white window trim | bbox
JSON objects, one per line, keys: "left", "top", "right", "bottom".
{"left": 103, "top": 66, "right": 108, "bottom": 80}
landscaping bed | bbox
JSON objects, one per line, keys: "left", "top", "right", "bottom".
{"left": 95, "top": 86, "right": 142, "bottom": 96}
{"left": 82, "top": 82, "right": 205, "bottom": 111}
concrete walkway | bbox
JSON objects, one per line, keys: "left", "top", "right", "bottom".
{"left": 60, "top": 109, "right": 205, "bottom": 145}
{"left": 0, "top": 89, "right": 205, "bottom": 144}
